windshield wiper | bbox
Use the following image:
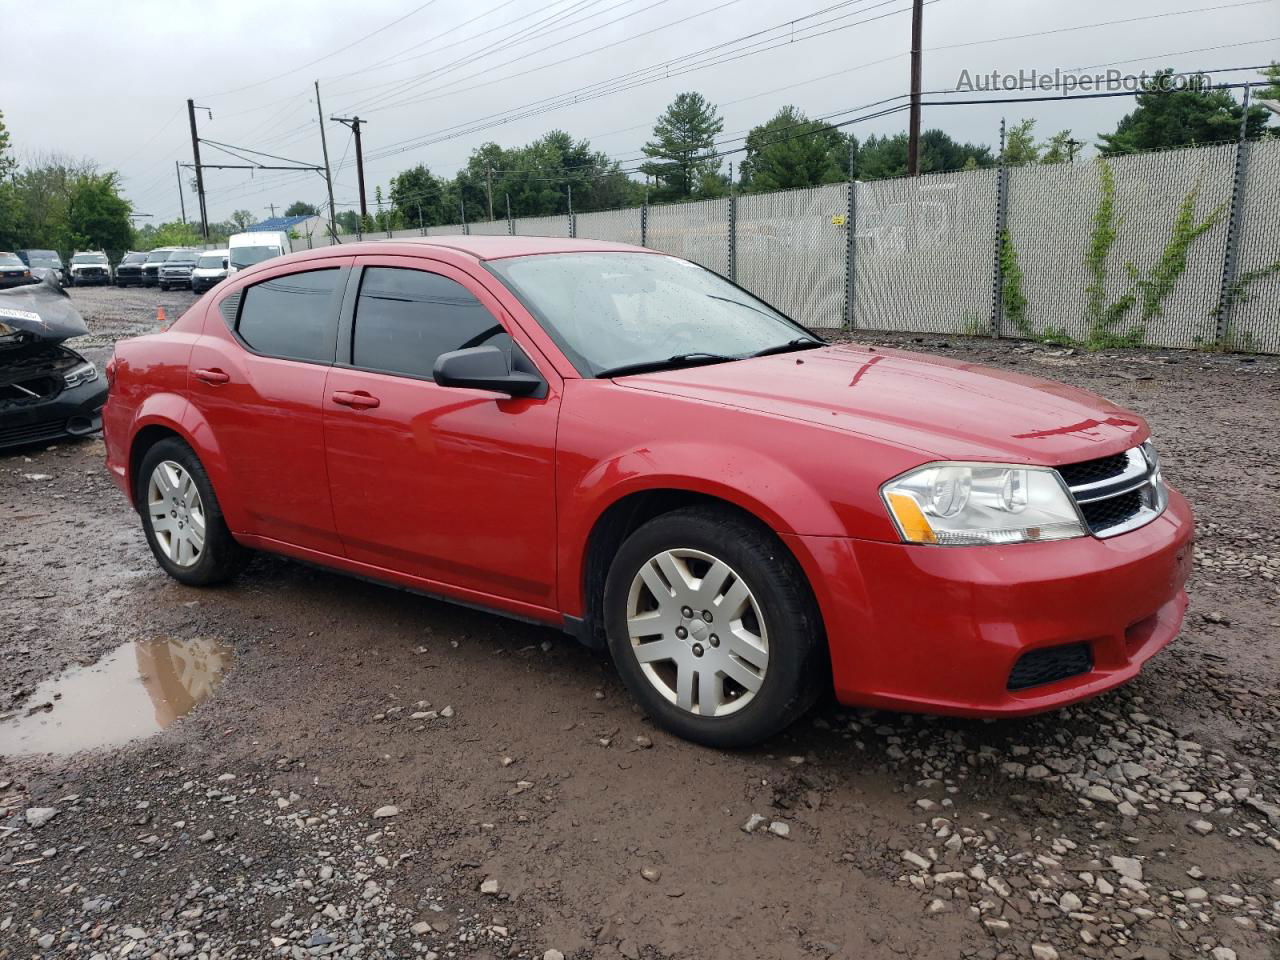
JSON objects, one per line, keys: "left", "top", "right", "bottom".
{"left": 747, "top": 337, "right": 826, "bottom": 359}
{"left": 596, "top": 352, "right": 736, "bottom": 379}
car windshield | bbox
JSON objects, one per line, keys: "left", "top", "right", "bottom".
{"left": 230, "top": 245, "right": 281, "bottom": 270}
{"left": 145, "top": 250, "right": 172, "bottom": 263}
{"left": 197, "top": 255, "right": 226, "bottom": 269}
{"left": 486, "top": 252, "right": 820, "bottom": 377}
{"left": 123, "top": 253, "right": 147, "bottom": 263}
{"left": 72, "top": 254, "right": 108, "bottom": 264}
{"left": 27, "top": 252, "right": 60, "bottom": 267}
{"left": 0, "top": 254, "right": 23, "bottom": 266}
{"left": 167, "top": 253, "right": 197, "bottom": 265}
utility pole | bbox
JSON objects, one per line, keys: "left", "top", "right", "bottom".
{"left": 332, "top": 115, "right": 367, "bottom": 221}
{"left": 485, "top": 164, "right": 495, "bottom": 221}
{"left": 267, "top": 203, "right": 277, "bottom": 219}
{"left": 1067, "top": 138, "right": 1082, "bottom": 163}
{"left": 175, "top": 161, "right": 187, "bottom": 225}
{"left": 906, "top": 0, "right": 924, "bottom": 176}
{"left": 186, "top": 99, "right": 209, "bottom": 240}
{"left": 315, "top": 81, "right": 338, "bottom": 240}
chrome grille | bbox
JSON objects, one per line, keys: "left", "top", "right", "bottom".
{"left": 1057, "top": 444, "right": 1166, "bottom": 538}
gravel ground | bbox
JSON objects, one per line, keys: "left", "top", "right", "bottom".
{"left": 1, "top": 286, "right": 1278, "bottom": 960}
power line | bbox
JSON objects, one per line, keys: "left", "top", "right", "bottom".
{"left": 358, "top": 0, "right": 894, "bottom": 121}
{"left": 340, "top": 0, "right": 685, "bottom": 114}
{"left": 197, "top": 0, "right": 442, "bottom": 99}
{"left": 362, "top": 0, "right": 924, "bottom": 161}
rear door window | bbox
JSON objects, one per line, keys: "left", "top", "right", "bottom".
{"left": 350, "top": 267, "right": 510, "bottom": 379}
{"left": 236, "top": 267, "right": 342, "bottom": 363}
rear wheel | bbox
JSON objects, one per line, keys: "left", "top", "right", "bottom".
{"left": 137, "top": 438, "right": 246, "bottom": 586}
{"left": 603, "top": 506, "right": 826, "bottom": 748}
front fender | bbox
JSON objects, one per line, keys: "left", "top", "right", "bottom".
{"left": 557, "top": 440, "right": 842, "bottom": 618}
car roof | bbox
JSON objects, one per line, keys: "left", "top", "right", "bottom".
{"left": 291, "top": 234, "right": 649, "bottom": 264}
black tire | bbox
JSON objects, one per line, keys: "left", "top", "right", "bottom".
{"left": 603, "top": 506, "right": 827, "bottom": 748}
{"left": 159, "top": 282, "right": 168, "bottom": 291}
{"left": 136, "top": 437, "right": 247, "bottom": 586}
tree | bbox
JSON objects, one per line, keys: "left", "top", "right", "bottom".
{"left": 135, "top": 220, "right": 202, "bottom": 249}
{"left": 740, "top": 106, "right": 848, "bottom": 192}
{"left": 1001, "top": 119, "right": 1075, "bottom": 164}
{"left": 229, "top": 209, "right": 255, "bottom": 231}
{"left": 284, "top": 201, "right": 318, "bottom": 217}
{"left": 0, "top": 111, "right": 21, "bottom": 250}
{"left": 389, "top": 164, "right": 445, "bottom": 227}
{"left": 640, "top": 92, "right": 724, "bottom": 201}
{"left": 1098, "top": 69, "right": 1270, "bottom": 154}
{"left": 856, "top": 130, "right": 993, "bottom": 180}
{"left": 67, "top": 172, "right": 132, "bottom": 255}
{"left": 335, "top": 210, "right": 361, "bottom": 234}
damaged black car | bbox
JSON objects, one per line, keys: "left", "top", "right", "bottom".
{"left": 0, "top": 277, "right": 107, "bottom": 451}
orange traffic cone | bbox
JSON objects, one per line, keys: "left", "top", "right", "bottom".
{"left": 156, "top": 306, "right": 167, "bottom": 328}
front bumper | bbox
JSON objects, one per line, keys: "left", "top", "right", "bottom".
{"left": 0, "top": 376, "right": 109, "bottom": 451}
{"left": 784, "top": 488, "right": 1194, "bottom": 716}
{"left": 72, "top": 272, "right": 110, "bottom": 285}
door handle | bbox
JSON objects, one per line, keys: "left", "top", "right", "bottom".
{"left": 331, "top": 390, "right": 380, "bottom": 409}
{"left": 193, "top": 368, "right": 230, "bottom": 385}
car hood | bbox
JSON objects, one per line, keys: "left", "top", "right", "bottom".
{"left": 0, "top": 277, "right": 89, "bottom": 342}
{"left": 614, "top": 343, "right": 1148, "bottom": 464}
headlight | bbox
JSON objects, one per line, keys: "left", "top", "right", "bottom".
{"left": 1140, "top": 441, "right": 1168, "bottom": 513}
{"left": 882, "top": 463, "right": 1085, "bottom": 546}
{"left": 64, "top": 361, "right": 99, "bottom": 388}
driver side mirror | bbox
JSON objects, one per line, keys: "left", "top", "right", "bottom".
{"left": 434, "top": 345, "right": 543, "bottom": 397}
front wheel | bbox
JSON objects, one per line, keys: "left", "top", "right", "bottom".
{"left": 137, "top": 438, "right": 247, "bottom": 586}
{"left": 603, "top": 507, "right": 826, "bottom": 748}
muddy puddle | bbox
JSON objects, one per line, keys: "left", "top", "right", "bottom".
{"left": 0, "top": 637, "right": 231, "bottom": 757}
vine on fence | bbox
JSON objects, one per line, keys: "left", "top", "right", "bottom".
{"left": 1082, "top": 157, "right": 1224, "bottom": 350}
{"left": 998, "top": 229, "right": 1030, "bottom": 335}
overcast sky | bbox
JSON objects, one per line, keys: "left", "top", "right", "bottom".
{"left": 2, "top": 0, "right": 1275, "bottom": 225}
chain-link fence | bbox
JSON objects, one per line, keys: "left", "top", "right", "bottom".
{"left": 467, "top": 219, "right": 510, "bottom": 236}
{"left": 298, "top": 138, "right": 1278, "bottom": 353}
{"left": 736, "top": 183, "right": 848, "bottom": 330}
{"left": 574, "top": 208, "right": 643, "bottom": 246}
{"left": 853, "top": 168, "right": 999, "bottom": 334}
{"left": 1008, "top": 143, "right": 1236, "bottom": 348}
{"left": 646, "top": 198, "right": 731, "bottom": 276}
{"left": 513, "top": 214, "right": 571, "bottom": 238}
{"left": 1228, "top": 138, "right": 1280, "bottom": 354}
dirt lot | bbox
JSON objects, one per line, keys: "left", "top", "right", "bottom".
{"left": 1, "top": 286, "right": 1278, "bottom": 960}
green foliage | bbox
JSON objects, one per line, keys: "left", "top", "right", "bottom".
{"left": 1083, "top": 156, "right": 1224, "bottom": 349}
{"left": 640, "top": 92, "right": 725, "bottom": 201}
{"left": 1097, "top": 69, "right": 1271, "bottom": 155}
{"left": 389, "top": 164, "right": 445, "bottom": 228}
{"left": 1135, "top": 185, "right": 1222, "bottom": 322}
{"left": 740, "top": 106, "right": 848, "bottom": 192}
{"left": 229, "top": 210, "right": 255, "bottom": 231}
{"left": 1001, "top": 119, "right": 1075, "bottom": 165}
{"left": 854, "top": 129, "right": 993, "bottom": 180}
{"left": 998, "top": 230, "right": 1030, "bottom": 335}
{"left": 335, "top": 210, "right": 361, "bottom": 234}
{"left": 284, "top": 201, "right": 318, "bottom": 217}
{"left": 67, "top": 172, "right": 132, "bottom": 256}
{"left": 1222, "top": 259, "right": 1280, "bottom": 310}
{"left": 135, "top": 220, "right": 202, "bottom": 249}
{"left": 1084, "top": 157, "right": 1120, "bottom": 334}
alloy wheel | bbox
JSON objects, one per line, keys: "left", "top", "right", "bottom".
{"left": 147, "top": 460, "right": 206, "bottom": 567}
{"left": 625, "top": 548, "right": 769, "bottom": 717}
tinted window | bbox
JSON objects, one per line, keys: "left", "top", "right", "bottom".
{"left": 237, "top": 268, "right": 340, "bottom": 363}
{"left": 351, "top": 267, "right": 509, "bottom": 379}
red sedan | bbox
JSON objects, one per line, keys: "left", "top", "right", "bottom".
{"left": 103, "top": 237, "right": 1193, "bottom": 747}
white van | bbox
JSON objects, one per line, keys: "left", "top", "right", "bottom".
{"left": 228, "top": 231, "right": 291, "bottom": 274}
